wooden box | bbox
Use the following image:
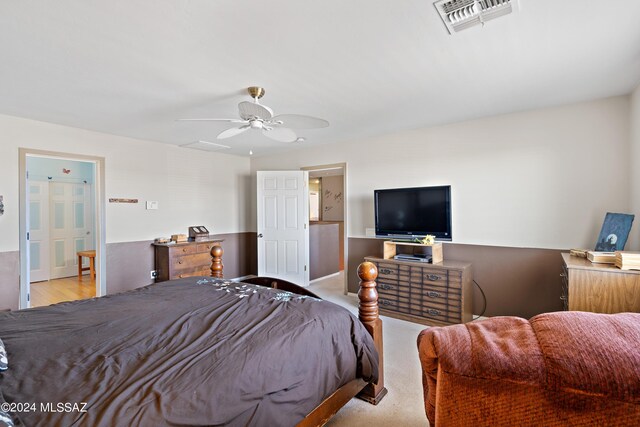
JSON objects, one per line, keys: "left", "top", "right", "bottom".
{"left": 189, "top": 226, "right": 210, "bottom": 242}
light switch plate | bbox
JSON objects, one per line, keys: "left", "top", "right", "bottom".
{"left": 146, "top": 201, "right": 159, "bottom": 210}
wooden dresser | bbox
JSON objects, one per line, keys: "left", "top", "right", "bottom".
{"left": 153, "top": 240, "right": 223, "bottom": 282}
{"left": 364, "top": 256, "right": 472, "bottom": 326}
{"left": 561, "top": 253, "right": 640, "bottom": 313}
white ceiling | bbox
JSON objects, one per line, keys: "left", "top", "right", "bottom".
{"left": 1, "top": 1, "right": 639, "bottom": 157}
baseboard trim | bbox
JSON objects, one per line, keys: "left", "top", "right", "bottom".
{"left": 309, "top": 272, "right": 341, "bottom": 284}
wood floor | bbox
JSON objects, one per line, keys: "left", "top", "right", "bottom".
{"left": 31, "top": 275, "right": 96, "bottom": 307}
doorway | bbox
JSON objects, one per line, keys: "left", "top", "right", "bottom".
{"left": 302, "top": 163, "right": 347, "bottom": 294}
{"left": 19, "top": 149, "right": 106, "bottom": 309}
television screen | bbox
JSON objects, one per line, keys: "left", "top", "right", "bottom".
{"left": 374, "top": 186, "right": 452, "bottom": 240}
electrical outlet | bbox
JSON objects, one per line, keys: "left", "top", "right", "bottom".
{"left": 150, "top": 270, "right": 158, "bottom": 279}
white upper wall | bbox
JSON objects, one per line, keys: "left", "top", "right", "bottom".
{"left": 630, "top": 84, "right": 640, "bottom": 250}
{"left": 0, "top": 114, "right": 251, "bottom": 253}
{"left": 251, "top": 96, "right": 631, "bottom": 250}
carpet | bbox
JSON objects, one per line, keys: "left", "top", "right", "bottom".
{"left": 310, "top": 273, "right": 430, "bottom": 427}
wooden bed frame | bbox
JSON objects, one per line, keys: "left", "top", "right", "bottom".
{"left": 209, "top": 245, "right": 386, "bottom": 426}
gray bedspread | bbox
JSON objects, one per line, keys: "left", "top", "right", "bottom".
{"left": 0, "top": 277, "right": 378, "bottom": 426}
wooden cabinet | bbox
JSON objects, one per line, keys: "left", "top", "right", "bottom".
{"left": 365, "top": 256, "right": 472, "bottom": 326}
{"left": 153, "top": 240, "right": 223, "bottom": 282}
{"left": 561, "top": 253, "right": 640, "bottom": 313}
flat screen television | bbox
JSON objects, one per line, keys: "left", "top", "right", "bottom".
{"left": 374, "top": 185, "right": 452, "bottom": 240}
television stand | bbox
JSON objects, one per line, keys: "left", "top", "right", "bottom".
{"left": 383, "top": 240, "right": 443, "bottom": 264}
{"left": 368, "top": 241, "right": 474, "bottom": 326}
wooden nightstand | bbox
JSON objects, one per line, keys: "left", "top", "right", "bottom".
{"left": 561, "top": 253, "right": 640, "bottom": 313}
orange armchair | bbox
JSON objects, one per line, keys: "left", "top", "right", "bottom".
{"left": 417, "top": 312, "right": 640, "bottom": 426}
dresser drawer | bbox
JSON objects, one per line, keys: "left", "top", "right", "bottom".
{"left": 172, "top": 252, "right": 212, "bottom": 270}
{"left": 373, "top": 265, "right": 410, "bottom": 286}
{"left": 379, "top": 298, "right": 459, "bottom": 324}
{"left": 419, "top": 287, "right": 462, "bottom": 306}
{"left": 378, "top": 281, "right": 399, "bottom": 292}
{"left": 197, "top": 242, "right": 217, "bottom": 253}
{"left": 172, "top": 245, "right": 198, "bottom": 256}
{"left": 412, "top": 272, "right": 462, "bottom": 289}
{"left": 172, "top": 269, "right": 211, "bottom": 280}
{"left": 410, "top": 303, "right": 461, "bottom": 324}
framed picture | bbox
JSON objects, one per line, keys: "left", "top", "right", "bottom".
{"left": 594, "top": 212, "right": 635, "bottom": 251}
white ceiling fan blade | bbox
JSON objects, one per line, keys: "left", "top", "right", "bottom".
{"left": 177, "top": 118, "right": 247, "bottom": 123}
{"left": 270, "top": 114, "right": 329, "bottom": 129}
{"left": 217, "top": 125, "right": 251, "bottom": 139}
{"left": 238, "top": 101, "right": 273, "bottom": 120}
{"left": 263, "top": 126, "right": 297, "bottom": 143}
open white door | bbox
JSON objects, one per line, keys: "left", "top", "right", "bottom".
{"left": 257, "top": 171, "right": 309, "bottom": 286}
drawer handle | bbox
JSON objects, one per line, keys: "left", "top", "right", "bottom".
{"left": 179, "top": 274, "right": 184, "bottom": 278}
{"left": 380, "top": 299, "right": 393, "bottom": 306}
{"left": 427, "top": 308, "right": 440, "bottom": 316}
{"left": 380, "top": 284, "right": 394, "bottom": 290}
{"left": 178, "top": 261, "right": 183, "bottom": 265}
{"left": 560, "top": 296, "right": 567, "bottom": 301}
{"left": 182, "top": 248, "right": 188, "bottom": 252}
{"left": 379, "top": 268, "right": 393, "bottom": 275}
{"left": 426, "top": 274, "right": 440, "bottom": 281}
{"left": 427, "top": 291, "right": 440, "bottom": 298}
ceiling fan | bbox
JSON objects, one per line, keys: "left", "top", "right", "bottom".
{"left": 178, "top": 87, "right": 329, "bottom": 143}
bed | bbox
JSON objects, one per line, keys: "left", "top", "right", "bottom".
{"left": 0, "top": 247, "right": 386, "bottom": 426}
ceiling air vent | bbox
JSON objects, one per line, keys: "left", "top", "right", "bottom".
{"left": 434, "top": 0, "right": 519, "bottom": 34}
{"left": 180, "top": 140, "right": 231, "bottom": 152}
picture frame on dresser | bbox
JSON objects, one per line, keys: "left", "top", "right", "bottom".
{"left": 594, "top": 212, "right": 634, "bottom": 251}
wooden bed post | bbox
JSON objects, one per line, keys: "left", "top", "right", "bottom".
{"left": 357, "top": 261, "right": 387, "bottom": 405}
{"left": 210, "top": 245, "right": 223, "bottom": 278}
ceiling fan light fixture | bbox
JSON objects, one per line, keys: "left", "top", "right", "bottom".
{"left": 247, "top": 86, "right": 265, "bottom": 99}
{"left": 180, "top": 86, "right": 329, "bottom": 144}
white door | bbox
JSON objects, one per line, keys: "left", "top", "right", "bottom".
{"left": 257, "top": 171, "right": 309, "bottom": 286}
{"left": 50, "top": 182, "right": 93, "bottom": 279}
{"left": 28, "top": 181, "right": 50, "bottom": 282}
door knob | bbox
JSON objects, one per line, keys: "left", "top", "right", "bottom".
{"left": 257, "top": 233, "right": 263, "bottom": 238}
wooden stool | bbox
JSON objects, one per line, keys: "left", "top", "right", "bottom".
{"left": 77, "top": 250, "right": 96, "bottom": 280}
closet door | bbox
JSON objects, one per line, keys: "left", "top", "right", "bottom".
{"left": 50, "top": 182, "right": 92, "bottom": 279}
{"left": 29, "top": 181, "right": 50, "bottom": 282}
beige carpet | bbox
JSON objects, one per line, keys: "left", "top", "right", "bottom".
{"left": 309, "top": 273, "right": 430, "bottom": 427}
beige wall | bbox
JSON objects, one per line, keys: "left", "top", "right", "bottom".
{"left": 0, "top": 113, "right": 251, "bottom": 253}
{"left": 630, "top": 85, "right": 640, "bottom": 250}
{"left": 251, "top": 96, "right": 631, "bottom": 250}
{"left": 0, "top": 113, "right": 252, "bottom": 309}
